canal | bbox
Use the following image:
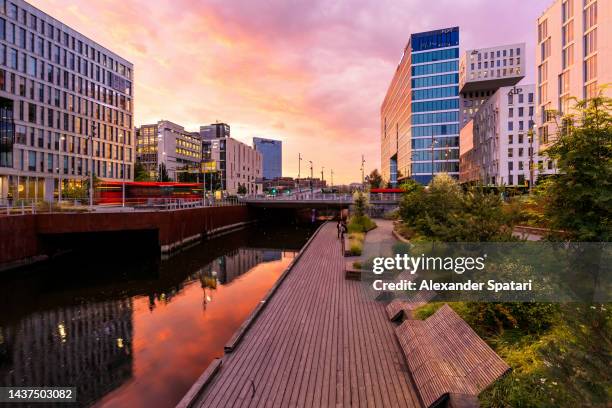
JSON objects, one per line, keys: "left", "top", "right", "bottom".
{"left": 0, "top": 223, "right": 317, "bottom": 407}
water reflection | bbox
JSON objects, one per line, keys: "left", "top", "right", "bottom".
{"left": 0, "top": 225, "right": 314, "bottom": 407}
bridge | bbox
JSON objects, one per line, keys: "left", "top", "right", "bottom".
{"left": 240, "top": 192, "right": 401, "bottom": 209}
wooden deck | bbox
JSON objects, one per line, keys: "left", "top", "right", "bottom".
{"left": 188, "top": 222, "right": 421, "bottom": 408}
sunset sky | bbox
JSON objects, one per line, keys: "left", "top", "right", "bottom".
{"left": 30, "top": 0, "right": 552, "bottom": 183}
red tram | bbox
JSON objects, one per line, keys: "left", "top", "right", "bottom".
{"left": 96, "top": 181, "right": 203, "bottom": 205}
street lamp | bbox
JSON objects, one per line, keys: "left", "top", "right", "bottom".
{"left": 122, "top": 135, "right": 126, "bottom": 208}
{"left": 430, "top": 138, "right": 439, "bottom": 182}
{"left": 89, "top": 123, "right": 96, "bottom": 211}
{"left": 321, "top": 166, "right": 324, "bottom": 185}
{"left": 59, "top": 135, "right": 65, "bottom": 203}
{"left": 528, "top": 116, "right": 535, "bottom": 193}
{"left": 361, "top": 155, "right": 365, "bottom": 188}
{"left": 309, "top": 160, "right": 313, "bottom": 193}
{"left": 297, "top": 152, "right": 302, "bottom": 192}
{"left": 330, "top": 169, "right": 334, "bottom": 188}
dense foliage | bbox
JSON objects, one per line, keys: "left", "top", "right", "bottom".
{"left": 366, "top": 169, "right": 383, "bottom": 189}
{"left": 399, "top": 100, "right": 611, "bottom": 406}
{"left": 542, "top": 95, "right": 612, "bottom": 241}
{"left": 399, "top": 173, "right": 515, "bottom": 241}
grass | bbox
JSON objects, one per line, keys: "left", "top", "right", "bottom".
{"left": 347, "top": 232, "right": 365, "bottom": 256}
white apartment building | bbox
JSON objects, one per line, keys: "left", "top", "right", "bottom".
{"left": 464, "top": 84, "right": 554, "bottom": 186}
{"left": 0, "top": 0, "right": 134, "bottom": 202}
{"left": 207, "top": 136, "right": 262, "bottom": 195}
{"left": 459, "top": 43, "right": 526, "bottom": 128}
{"left": 135, "top": 120, "right": 201, "bottom": 181}
{"left": 536, "top": 0, "right": 611, "bottom": 150}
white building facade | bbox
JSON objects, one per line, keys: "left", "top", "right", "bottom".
{"left": 0, "top": 0, "right": 134, "bottom": 202}
{"left": 469, "top": 84, "right": 554, "bottom": 186}
{"left": 459, "top": 43, "right": 526, "bottom": 128}
{"left": 208, "top": 137, "right": 262, "bottom": 195}
{"left": 135, "top": 120, "right": 201, "bottom": 181}
{"left": 536, "top": 0, "right": 611, "bottom": 151}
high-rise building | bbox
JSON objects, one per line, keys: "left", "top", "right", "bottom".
{"left": 460, "top": 84, "right": 554, "bottom": 186}
{"left": 200, "top": 122, "right": 230, "bottom": 140}
{"left": 253, "top": 137, "right": 282, "bottom": 179}
{"left": 459, "top": 43, "right": 526, "bottom": 128}
{"left": 135, "top": 120, "right": 201, "bottom": 181}
{"left": 381, "top": 27, "right": 460, "bottom": 185}
{"left": 207, "top": 136, "right": 262, "bottom": 195}
{"left": 0, "top": 0, "right": 134, "bottom": 202}
{"left": 536, "top": 0, "right": 611, "bottom": 151}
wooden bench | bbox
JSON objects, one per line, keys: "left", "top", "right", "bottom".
{"left": 385, "top": 271, "right": 437, "bottom": 322}
{"left": 395, "top": 304, "right": 510, "bottom": 408}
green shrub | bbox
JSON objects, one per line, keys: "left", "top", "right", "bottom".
{"left": 348, "top": 215, "right": 376, "bottom": 233}
{"left": 348, "top": 232, "right": 364, "bottom": 256}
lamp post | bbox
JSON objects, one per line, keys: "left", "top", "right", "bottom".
{"left": 330, "top": 169, "right": 334, "bottom": 188}
{"left": 89, "top": 123, "right": 95, "bottom": 211}
{"left": 309, "top": 160, "right": 313, "bottom": 193}
{"left": 321, "top": 166, "right": 324, "bottom": 185}
{"left": 297, "top": 152, "right": 301, "bottom": 192}
{"left": 122, "top": 136, "right": 126, "bottom": 208}
{"left": 528, "top": 117, "right": 535, "bottom": 193}
{"left": 430, "top": 138, "right": 439, "bottom": 182}
{"left": 59, "top": 135, "right": 65, "bottom": 203}
{"left": 361, "top": 155, "right": 365, "bottom": 189}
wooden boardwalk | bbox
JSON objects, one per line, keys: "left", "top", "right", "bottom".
{"left": 189, "top": 222, "right": 421, "bottom": 408}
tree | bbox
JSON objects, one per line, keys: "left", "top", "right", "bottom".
{"left": 543, "top": 94, "right": 612, "bottom": 241}
{"left": 399, "top": 174, "right": 514, "bottom": 241}
{"left": 367, "top": 169, "right": 383, "bottom": 189}
{"left": 157, "top": 163, "right": 170, "bottom": 182}
{"left": 237, "top": 183, "right": 247, "bottom": 195}
{"left": 352, "top": 189, "right": 369, "bottom": 218}
{"left": 134, "top": 162, "right": 150, "bottom": 181}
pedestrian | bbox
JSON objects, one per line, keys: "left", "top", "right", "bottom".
{"left": 337, "top": 219, "right": 342, "bottom": 239}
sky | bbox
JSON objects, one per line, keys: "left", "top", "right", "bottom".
{"left": 30, "top": 0, "right": 552, "bottom": 184}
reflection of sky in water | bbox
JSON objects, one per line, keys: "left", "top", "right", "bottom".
{"left": 0, "top": 245, "right": 296, "bottom": 408}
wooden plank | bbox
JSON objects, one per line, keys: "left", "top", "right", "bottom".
{"left": 188, "top": 223, "right": 421, "bottom": 408}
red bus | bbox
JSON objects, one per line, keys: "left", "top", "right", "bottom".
{"left": 96, "top": 181, "right": 203, "bottom": 205}
{"left": 370, "top": 188, "right": 404, "bottom": 193}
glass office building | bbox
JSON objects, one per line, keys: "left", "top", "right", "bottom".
{"left": 253, "top": 137, "right": 282, "bottom": 180}
{"left": 409, "top": 27, "right": 460, "bottom": 184}
{"left": 381, "top": 27, "right": 459, "bottom": 185}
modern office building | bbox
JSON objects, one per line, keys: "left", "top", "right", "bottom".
{"left": 207, "top": 136, "right": 262, "bottom": 195}
{"left": 200, "top": 122, "right": 230, "bottom": 140}
{"left": 0, "top": 0, "right": 134, "bottom": 202}
{"left": 461, "top": 84, "right": 554, "bottom": 186}
{"left": 536, "top": 0, "right": 611, "bottom": 151}
{"left": 253, "top": 137, "right": 282, "bottom": 179}
{"left": 381, "top": 27, "right": 460, "bottom": 185}
{"left": 459, "top": 43, "right": 526, "bottom": 128}
{"left": 135, "top": 120, "right": 201, "bottom": 181}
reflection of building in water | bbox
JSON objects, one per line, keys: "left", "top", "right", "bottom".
{"left": 0, "top": 299, "right": 133, "bottom": 406}
{"left": 216, "top": 248, "right": 266, "bottom": 284}
{"left": 262, "top": 250, "right": 282, "bottom": 263}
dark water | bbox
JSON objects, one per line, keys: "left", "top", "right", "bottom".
{"left": 0, "top": 224, "right": 316, "bottom": 407}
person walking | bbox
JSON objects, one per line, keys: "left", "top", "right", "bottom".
{"left": 337, "top": 219, "right": 342, "bottom": 239}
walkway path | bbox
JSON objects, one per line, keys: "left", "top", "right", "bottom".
{"left": 188, "top": 222, "right": 421, "bottom": 408}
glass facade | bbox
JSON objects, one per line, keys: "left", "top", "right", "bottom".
{"left": 0, "top": 96, "right": 14, "bottom": 167}
{"left": 410, "top": 27, "right": 460, "bottom": 184}
{"left": 253, "top": 137, "right": 282, "bottom": 180}
{"left": 0, "top": 0, "right": 134, "bottom": 201}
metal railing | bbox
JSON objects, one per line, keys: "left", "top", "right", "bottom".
{"left": 0, "top": 197, "right": 243, "bottom": 216}
{"left": 240, "top": 193, "right": 401, "bottom": 202}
